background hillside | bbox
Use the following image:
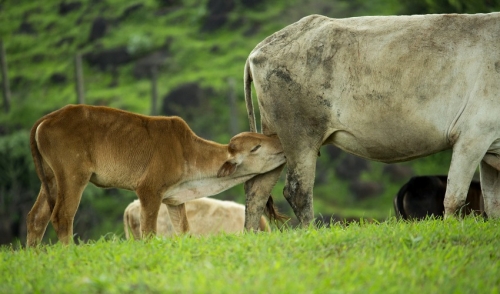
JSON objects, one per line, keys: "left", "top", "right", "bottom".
{"left": 1, "top": 0, "right": 498, "bottom": 244}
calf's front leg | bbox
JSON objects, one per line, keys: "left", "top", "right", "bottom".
{"left": 137, "top": 188, "right": 163, "bottom": 239}
{"left": 165, "top": 202, "right": 190, "bottom": 235}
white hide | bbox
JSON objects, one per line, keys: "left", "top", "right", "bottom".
{"left": 124, "top": 198, "right": 270, "bottom": 239}
{"left": 244, "top": 13, "right": 500, "bottom": 227}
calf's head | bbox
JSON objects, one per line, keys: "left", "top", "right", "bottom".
{"left": 217, "top": 132, "right": 285, "bottom": 177}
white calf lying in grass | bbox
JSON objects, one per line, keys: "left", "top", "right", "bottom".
{"left": 124, "top": 198, "right": 270, "bottom": 239}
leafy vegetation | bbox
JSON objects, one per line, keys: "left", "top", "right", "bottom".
{"left": 1, "top": 0, "right": 499, "bottom": 244}
{"left": 1, "top": 217, "right": 498, "bottom": 293}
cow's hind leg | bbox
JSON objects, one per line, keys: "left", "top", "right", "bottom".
{"left": 283, "top": 147, "right": 319, "bottom": 227}
{"left": 444, "top": 137, "right": 490, "bottom": 218}
{"left": 480, "top": 154, "right": 500, "bottom": 218}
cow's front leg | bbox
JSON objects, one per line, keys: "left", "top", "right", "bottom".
{"left": 244, "top": 165, "right": 284, "bottom": 230}
{"left": 283, "top": 149, "right": 318, "bottom": 227}
{"left": 480, "top": 153, "right": 500, "bottom": 218}
{"left": 445, "top": 136, "right": 489, "bottom": 218}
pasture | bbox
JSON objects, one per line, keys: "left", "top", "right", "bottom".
{"left": 1, "top": 217, "right": 498, "bottom": 293}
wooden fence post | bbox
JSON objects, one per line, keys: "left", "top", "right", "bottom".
{"left": 0, "top": 40, "right": 11, "bottom": 113}
{"left": 74, "top": 53, "right": 85, "bottom": 104}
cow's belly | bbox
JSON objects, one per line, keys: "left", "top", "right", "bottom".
{"left": 325, "top": 127, "right": 450, "bottom": 163}
{"left": 323, "top": 102, "right": 452, "bottom": 162}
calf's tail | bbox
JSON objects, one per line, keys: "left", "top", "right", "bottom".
{"left": 30, "top": 118, "right": 50, "bottom": 198}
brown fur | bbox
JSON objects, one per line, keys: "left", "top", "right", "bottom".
{"left": 27, "top": 104, "right": 285, "bottom": 246}
{"left": 124, "top": 198, "right": 270, "bottom": 239}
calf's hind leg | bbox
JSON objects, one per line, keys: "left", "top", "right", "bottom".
{"left": 26, "top": 187, "right": 52, "bottom": 247}
{"left": 50, "top": 171, "right": 90, "bottom": 244}
{"left": 26, "top": 167, "right": 58, "bottom": 247}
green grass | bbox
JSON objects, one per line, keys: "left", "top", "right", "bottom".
{"left": 2, "top": 216, "right": 498, "bottom": 293}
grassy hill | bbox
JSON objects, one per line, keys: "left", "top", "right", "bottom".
{"left": 1, "top": 217, "right": 499, "bottom": 293}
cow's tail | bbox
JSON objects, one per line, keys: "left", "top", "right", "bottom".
{"left": 394, "top": 183, "right": 408, "bottom": 220}
{"left": 244, "top": 58, "right": 257, "bottom": 133}
{"left": 265, "top": 196, "right": 290, "bottom": 226}
{"left": 30, "top": 118, "right": 51, "bottom": 200}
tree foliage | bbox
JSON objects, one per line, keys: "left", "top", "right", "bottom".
{"left": 399, "top": 0, "right": 500, "bottom": 14}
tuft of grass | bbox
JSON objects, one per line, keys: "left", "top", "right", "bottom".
{"left": 1, "top": 216, "right": 498, "bottom": 293}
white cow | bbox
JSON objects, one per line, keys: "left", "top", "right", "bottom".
{"left": 124, "top": 198, "right": 270, "bottom": 239}
{"left": 243, "top": 13, "right": 500, "bottom": 229}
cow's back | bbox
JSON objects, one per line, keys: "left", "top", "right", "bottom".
{"left": 248, "top": 13, "right": 500, "bottom": 163}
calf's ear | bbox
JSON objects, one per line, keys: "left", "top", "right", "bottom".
{"left": 217, "top": 161, "right": 237, "bottom": 177}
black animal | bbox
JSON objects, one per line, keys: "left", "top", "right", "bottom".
{"left": 394, "top": 175, "right": 484, "bottom": 220}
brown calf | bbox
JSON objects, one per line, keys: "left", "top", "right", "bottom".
{"left": 27, "top": 104, "right": 285, "bottom": 246}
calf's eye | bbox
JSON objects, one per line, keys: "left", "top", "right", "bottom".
{"left": 250, "top": 145, "right": 261, "bottom": 152}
